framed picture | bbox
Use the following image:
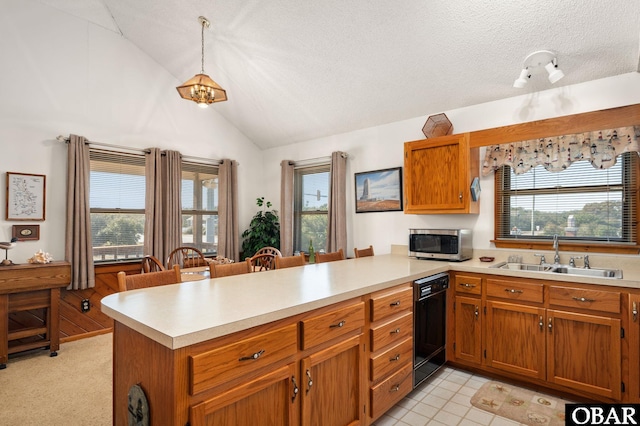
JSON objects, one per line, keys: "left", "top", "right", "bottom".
{"left": 354, "top": 167, "right": 403, "bottom": 213}
{"left": 12, "top": 224, "right": 40, "bottom": 241}
{"left": 6, "top": 172, "right": 46, "bottom": 221}
{"left": 470, "top": 177, "right": 481, "bottom": 201}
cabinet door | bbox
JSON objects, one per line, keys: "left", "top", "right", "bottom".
{"left": 301, "top": 334, "right": 363, "bottom": 426}
{"left": 404, "top": 134, "right": 477, "bottom": 214}
{"left": 547, "top": 309, "right": 621, "bottom": 400}
{"left": 454, "top": 296, "right": 482, "bottom": 365}
{"left": 190, "top": 363, "right": 298, "bottom": 425}
{"left": 485, "top": 301, "right": 545, "bottom": 379}
{"left": 629, "top": 295, "right": 640, "bottom": 402}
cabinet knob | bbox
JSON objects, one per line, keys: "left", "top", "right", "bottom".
{"left": 291, "top": 376, "right": 299, "bottom": 402}
{"left": 239, "top": 349, "right": 265, "bottom": 361}
{"left": 633, "top": 301, "right": 638, "bottom": 323}
{"left": 390, "top": 354, "right": 401, "bottom": 362}
{"left": 474, "top": 306, "right": 479, "bottom": 319}
{"left": 330, "top": 320, "right": 346, "bottom": 328}
{"left": 390, "top": 301, "right": 401, "bottom": 307}
{"left": 305, "top": 369, "right": 313, "bottom": 394}
{"left": 459, "top": 192, "right": 463, "bottom": 201}
{"left": 390, "top": 328, "right": 401, "bottom": 334}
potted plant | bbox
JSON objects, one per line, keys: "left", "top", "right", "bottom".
{"left": 241, "top": 197, "right": 280, "bottom": 258}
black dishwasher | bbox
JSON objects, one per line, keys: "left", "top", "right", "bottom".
{"left": 413, "top": 272, "right": 448, "bottom": 388}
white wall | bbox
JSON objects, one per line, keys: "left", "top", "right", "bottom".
{"left": 0, "top": 1, "right": 263, "bottom": 262}
{"left": 262, "top": 72, "right": 640, "bottom": 255}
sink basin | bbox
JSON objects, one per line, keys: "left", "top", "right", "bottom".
{"left": 489, "top": 262, "right": 622, "bottom": 279}
{"left": 552, "top": 266, "right": 623, "bottom": 279}
{"left": 490, "top": 262, "right": 554, "bottom": 272}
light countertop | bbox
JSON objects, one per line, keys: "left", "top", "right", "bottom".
{"left": 101, "top": 253, "right": 640, "bottom": 350}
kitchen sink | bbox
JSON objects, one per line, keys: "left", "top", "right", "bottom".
{"left": 490, "top": 262, "right": 622, "bottom": 279}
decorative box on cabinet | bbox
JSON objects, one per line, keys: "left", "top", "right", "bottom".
{"left": 404, "top": 133, "right": 479, "bottom": 214}
{"left": 0, "top": 261, "right": 71, "bottom": 369}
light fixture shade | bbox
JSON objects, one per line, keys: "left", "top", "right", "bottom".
{"left": 544, "top": 62, "right": 565, "bottom": 84}
{"left": 513, "top": 68, "right": 530, "bottom": 88}
{"left": 176, "top": 73, "right": 228, "bottom": 107}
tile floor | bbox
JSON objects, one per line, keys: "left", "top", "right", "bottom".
{"left": 373, "top": 367, "right": 523, "bottom": 426}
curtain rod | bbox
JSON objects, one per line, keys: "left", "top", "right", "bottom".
{"left": 293, "top": 152, "right": 348, "bottom": 168}
{"left": 56, "top": 135, "right": 225, "bottom": 165}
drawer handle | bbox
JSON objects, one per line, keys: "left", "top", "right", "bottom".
{"left": 459, "top": 283, "right": 476, "bottom": 288}
{"left": 291, "top": 376, "right": 299, "bottom": 402}
{"left": 572, "top": 296, "right": 596, "bottom": 303}
{"left": 330, "top": 320, "right": 346, "bottom": 328}
{"left": 390, "top": 354, "right": 401, "bottom": 362}
{"left": 390, "top": 328, "right": 401, "bottom": 334}
{"left": 390, "top": 301, "right": 401, "bottom": 307}
{"left": 306, "top": 369, "right": 313, "bottom": 394}
{"left": 239, "top": 349, "right": 265, "bottom": 361}
{"left": 390, "top": 384, "right": 400, "bottom": 392}
{"left": 505, "top": 288, "right": 524, "bottom": 294}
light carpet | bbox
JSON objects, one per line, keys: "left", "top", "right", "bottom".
{"left": 471, "top": 380, "right": 567, "bottom": 425}
{"left": 0, "top": 333, "right": 112, "bottom": 426}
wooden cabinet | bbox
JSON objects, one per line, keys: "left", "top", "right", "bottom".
{"left": 367, "top": 284, "right": 413, "bottom": 422}
{"left": 0, "top": 261, "right": 71, "bottom": 369}
{"left": 450, "top": 272, "right": 625, "bottom": 402}
{"left": 454, "top": 296, "right": 482, "bottom": 365}
{"left": 628, "top": 295, "right": 640, "bottom": 402}
{"left": 404, "top": 133, "right": 479, "bottom": 214}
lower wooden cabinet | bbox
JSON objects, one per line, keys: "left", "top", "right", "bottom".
{"left": 451, "top": 272, "right": 626, "bottom": 403}
{"left": 454, "top": 296, "right": 482, "bottom": 365}
{"left": 547, "top": 309, "right": 621, "bottom": 400}
{"left": 485, "top": 300, "right": 545, "bottom": 380}
{"left": 301, "top": 334, "right": 363, "bottom": 426}
{"left": 190, "top": 363, "right": 298, "bottom": 425}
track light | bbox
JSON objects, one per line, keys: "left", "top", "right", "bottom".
{"left": 545, "top": 58, "right": 565, "bottom": 84}
{"left": 513, "top": 68, "right": 530, "bottom": 88}
{"left": 514, "top": 50, "right": 564, "bottom": 88}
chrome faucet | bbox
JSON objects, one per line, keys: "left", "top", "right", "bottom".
{"left": 552, "top": 234, "right": 560, "bottom": 264}
{"left": 583, "top": 255, "right": 590, "bottom": 269}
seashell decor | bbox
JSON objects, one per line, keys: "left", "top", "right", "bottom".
{"left": 27, "top": 249, "right": 54, "bottom": 264}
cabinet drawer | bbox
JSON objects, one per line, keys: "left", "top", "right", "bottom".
{"left": 455, "top": 274, "right": 482, "bottom": 295}
{"left": 301, "top": 301, "right": 365, "bottom": 350}
{"left": 370, "top": 285, "right": 413, "bottom": 322}
{"left": 549, "top": 286, "right": 620, "bottom": 314}
{"left": 370, "top": 362, "right": 413, "bottom": 419}
{"left": 190, "top": 323, "right": 297, "bottom": 395}
{"left": 370, "top": 337, "right": 412, "bottom": 382}
{"left": 370, "top": 311, "right": 413, "bottom": 352}
{"left": 486, "top": 278, "right": 543, "bottom": 304}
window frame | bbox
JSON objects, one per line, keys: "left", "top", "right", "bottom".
{"left": 493, "top": 152, "right": 640, "bottom": 254}
{"left": 293, "top": 164, "right": 330, "bottom": 253}
{"left": 181, "top": 161, "right": 219, "bottom": 255}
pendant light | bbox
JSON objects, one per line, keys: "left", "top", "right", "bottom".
{"left": 176, "top": 16, "right": 227, "bottom": 107}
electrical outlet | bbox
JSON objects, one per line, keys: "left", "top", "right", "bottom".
{"left": 81, "top": 299, "right": 90, "bottom": 313}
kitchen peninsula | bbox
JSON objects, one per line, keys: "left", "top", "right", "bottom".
{"left": 102, "top": 251, "right": 640, "bottom": 425}
{"left": 101, "top": 253, "right": 446, "bottom": 425}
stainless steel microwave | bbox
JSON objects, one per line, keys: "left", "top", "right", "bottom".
{"left": 409, "top": 229, "right": 472, "bottom": 261}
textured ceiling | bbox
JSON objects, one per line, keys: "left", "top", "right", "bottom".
{"left": 38, "top": 0, "right": 640, "bottom": 149}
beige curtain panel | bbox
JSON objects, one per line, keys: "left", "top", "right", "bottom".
{"left": 162, "top": 150, "right": 182, "bottom": 263}
{"left": 65, "top": 134, "right": 95, "bottom": 290}
{"left": 482, "top": 126, "right": 640, "bottom": 176}
{"left": 280, "top": 160, "right": 295, "bottom": 256}
{"left": 327, "top": 151, "right": 348, "bottom": 254}
{"left": 144, "top": 148, "right": 164, "bottom": 261}
{"left": 218, "top": 159, "right": 239, "bottom": 261}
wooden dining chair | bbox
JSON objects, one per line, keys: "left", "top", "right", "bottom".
{"left": 210, "top": 261, "right": 253, "bottom": 278}
{"left": 166, "top": 246, "right": 208, "bottom": 269}
{"left": 354, "top": 245, "right": 374, "bottom": 258}
{"left": 141, "top": 255, "right": 165, "bottom": 273}
{"left": 117, "top": 265, "right": 181, "bottom": 292}
{"left": 247, "top": 252, "right": 278, "bottom": 272}
{"left": 315, "top": 248, "right": 345, "bottom": 263}
{"left": 254, "top": 246, "right": 282, "bottom": 257}
{"left": 275, "top": 253, "right": 306, "bottom": 269}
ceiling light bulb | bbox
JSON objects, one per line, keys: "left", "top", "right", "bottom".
{"left": 545, "top": 61, "right": 564, "bottom": 84}
{"left": 198, "top": 102, "right": 209, "bottom": 109}
{"left": 513, "top": 68, "right": 530, "bottom": 89}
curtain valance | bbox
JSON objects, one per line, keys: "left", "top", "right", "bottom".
{"left": 482, "top": 126, "right": 640, "bottom": 176}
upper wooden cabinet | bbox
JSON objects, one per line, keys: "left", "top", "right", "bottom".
{"left": 404, "top": 133, "right": 480, "bottom": 214}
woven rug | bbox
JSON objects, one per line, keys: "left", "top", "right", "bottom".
{"left": 470, "top": 381, "right": 567, "bottom": 425}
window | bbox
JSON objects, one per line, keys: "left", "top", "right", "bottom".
{"left": 181, "top": 162, "right": 219, "bottom": 255}
{"left": 495, "top": 152, "right": 639, "bottom": 250}
{"left": 294, "top": 165, "right": 330, "bottom": 253}
{"left": 90, "top": 150, "right": 146, "bottom": 262}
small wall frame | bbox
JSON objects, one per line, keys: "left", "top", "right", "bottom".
{"left": 12, "top": 224, "right": 40, "bottom": 241}
{"left": 5, "top": 172, "right": 46, "bottom": 221}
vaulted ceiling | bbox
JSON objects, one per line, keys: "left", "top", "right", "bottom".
{"left": 38, "top": 0, "right": 640, "bottom": 149}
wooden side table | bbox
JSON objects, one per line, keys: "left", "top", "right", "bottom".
{"left": 0, "top": 261, "right": 71, "bottom": 369}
